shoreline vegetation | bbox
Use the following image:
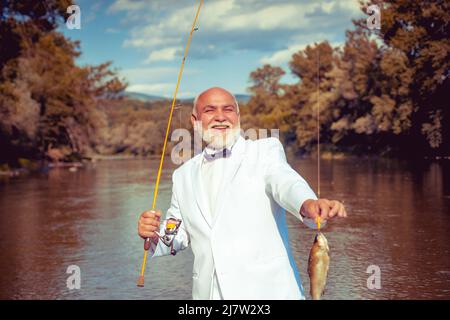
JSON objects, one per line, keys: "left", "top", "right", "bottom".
{"left": 2, "top": 147, "right": 449, "bottom": 179}
{"left": 1, "top": 1, "right": 448, "bottom": 178}
{"left": 0, "top": 153, "right": 162, "bottom": 177}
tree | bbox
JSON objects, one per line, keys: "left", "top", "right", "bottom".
{"left": 359, "top": 0, "right": 450, "bottom": 155}
{"left": 287, "top": 41, "right": 337, "bottom": 151}
{"left": 0, "top": 1, "right": 126, "bottom": 165}
{"left": 242, "top": 64, "right": 288, "bottom": 134}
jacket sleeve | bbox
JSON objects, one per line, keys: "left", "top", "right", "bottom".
{"left": 263, "top": 138, "right": 320, "bottom": 228}
{"left": 148, "top": 169, "right": 190, "bottom": 258}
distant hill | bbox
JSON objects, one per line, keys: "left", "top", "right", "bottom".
{"left": 124, "top": 91, "right": 251, "bottom": 104}
{"left": 123, "top": 91, "right": 168, "bottom": 102}
{"left": 235, "top": 94, "right": 251, "bottom": 103}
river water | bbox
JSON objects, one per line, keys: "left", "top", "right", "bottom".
{"left": 0, "top": 157, "right": 449, "bottom": 299}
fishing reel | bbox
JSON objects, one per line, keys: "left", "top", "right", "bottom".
{"left": 155, "top": 218, "right": 182, "bottom": 256}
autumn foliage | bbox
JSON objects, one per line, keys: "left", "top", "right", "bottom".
{"left": 1, "top": 0, "right": 448, "bottom": 170}
{"left": 242, "top": 0, "right": 449, "bottom": 157}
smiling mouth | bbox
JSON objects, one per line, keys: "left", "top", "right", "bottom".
{"left": 211, "top": 124, "right": 230, "bottom": 130}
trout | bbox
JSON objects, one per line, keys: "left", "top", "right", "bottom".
{"left": 308, "top": 232, "right": 330, "bottom": 300}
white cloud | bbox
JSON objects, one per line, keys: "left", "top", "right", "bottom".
{"left": 122, "top": 0, "right": 312, "bottom": 49}
{"left": 261, "top": 44, "right": 308, "bottom": 65}
{"left": 126, "top": 83, "right": 174, "bottom": 95}
{"left": 260, "top": 29, "right": 345, "bottom": 65}
{"left": 211, "top": 3, "right": 310, "bottom": 31}
{"left": 108, "top": 0, "right": 364, "bottom": 62}
{"left": 338, "top": 0, "right": 364, "bottom": 15}
{"left": 145, "top": 47, "right": 180, "bottom": 63}
{"left": 261, "top": 40, "right": 344, "bottom": 66}
{"left": 120, "top": 67, "right": 176, "bottom": 82}
{"left": 126, "top": 83, "right": 194, "bottom": 98}
{"left": 108, "top": 0, "right": 147, "bottom": 13}
{"left": 83, "top": 2, "right": 100, "bottom": 23}
{"left": 105, "top": 28, "right": 120, "bottom": 34}
{"left": 120, "top": 67, "right": 200, "bottom": 85}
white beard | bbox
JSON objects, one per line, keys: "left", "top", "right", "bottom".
{"left": 194, "top": 121, "right": 241, "bottom": 150}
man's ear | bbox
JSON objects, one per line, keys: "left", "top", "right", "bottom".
{"left": 190, "top": 114, "right": 197, "bottom": 128}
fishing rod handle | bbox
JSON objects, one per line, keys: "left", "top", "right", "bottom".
{"left": 144, "top": 237, "right": 152, "bottom": 251}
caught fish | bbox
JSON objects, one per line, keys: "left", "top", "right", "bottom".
{"left": 308, "top": 232, "right": 330, "bottom": 300}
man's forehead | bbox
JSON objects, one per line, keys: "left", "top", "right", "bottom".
{"left": 197, "top": 89, "right": 236, "bottom": 107}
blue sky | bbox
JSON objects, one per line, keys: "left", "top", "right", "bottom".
{"left": 61, "top": 0, "right": 365, "bottom": 98}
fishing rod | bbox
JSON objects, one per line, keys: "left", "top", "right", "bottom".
{"left": 137, "top": 0, "right": 204, "bottom": 288}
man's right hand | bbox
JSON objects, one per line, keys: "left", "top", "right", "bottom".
{"left": 138, "top": 209, "right": 161, "bottom": 243}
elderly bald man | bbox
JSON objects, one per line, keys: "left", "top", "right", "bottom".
{"left": 138, "top": 87, "right": 347, "bottom": 300}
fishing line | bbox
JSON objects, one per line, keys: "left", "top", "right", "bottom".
{"left": 137, "top": 0, "right": 204, "bottom": 288}
{"left": 317, "top": 50, "right": 320, "bottom": 199}
{"left": 316, "top": 49, "right": 321, "bottom": 231}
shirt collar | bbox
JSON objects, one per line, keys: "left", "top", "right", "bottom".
{"left": 203, "top": 135, "right": 240, "bottom": 161}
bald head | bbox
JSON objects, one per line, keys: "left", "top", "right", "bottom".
{"left": 192, "top": 87, "right": 240, "bottom": 117}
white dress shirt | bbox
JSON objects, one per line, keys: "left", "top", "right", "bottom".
{"left": 200, "top": 141, "right": 236, "bottom": 299}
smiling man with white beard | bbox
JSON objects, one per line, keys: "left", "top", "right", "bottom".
{"left": 137, "top": 87, "right": 347, "bottom": 300}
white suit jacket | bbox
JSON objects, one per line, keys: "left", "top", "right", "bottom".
{"left": 149, "top": 136, "right": 318, "bottom": 299}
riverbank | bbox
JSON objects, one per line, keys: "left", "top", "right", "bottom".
{"left": 0, "top": 161, "right": 85, "bottom": 178}
{"left": 0, "top": 153, "right": 164, "bottom": 178}
{"left": 2, "top": 149, "right": 450, "bottom": 179}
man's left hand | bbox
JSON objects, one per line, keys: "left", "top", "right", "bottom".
{"left": 300, "top": 199, "right": 347, "bottom": 221}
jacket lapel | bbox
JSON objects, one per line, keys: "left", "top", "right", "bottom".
{"left": 191, "top": 155, "right": 213, "bottom": 228}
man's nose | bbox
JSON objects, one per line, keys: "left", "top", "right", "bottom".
{"left": 213, "top": 109, "right": 226, "bottom": 121}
